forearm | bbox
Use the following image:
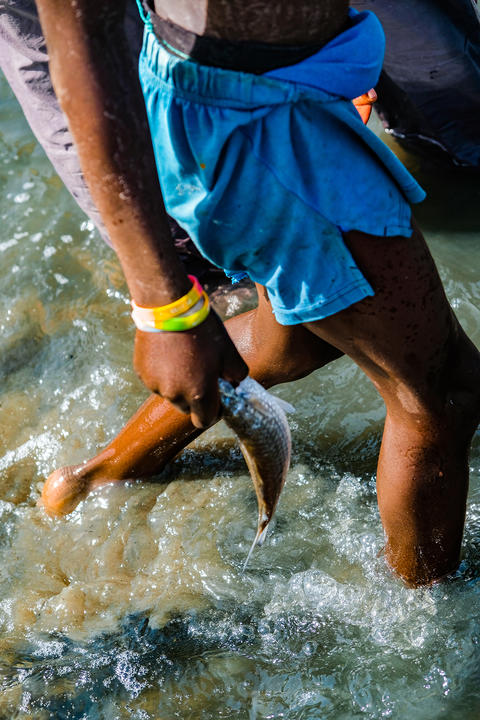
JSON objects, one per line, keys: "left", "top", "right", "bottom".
{"left": 35, "top": 0, "right": 190, "bottom": 305}
{"left": 35, "top": 0, "right": 248, "bottom": 426}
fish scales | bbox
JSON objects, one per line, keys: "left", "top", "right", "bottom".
{"left": 218, "top": 377, "right": 293, "bottom": 569}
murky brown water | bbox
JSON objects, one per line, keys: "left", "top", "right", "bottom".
{"left": 1, "top": 72, "right": 480, "bottom": 719}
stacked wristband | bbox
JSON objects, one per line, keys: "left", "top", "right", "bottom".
{"left": 131, "top": 275, "right": 210, "bottom": 332}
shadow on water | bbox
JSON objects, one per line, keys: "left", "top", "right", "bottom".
{"left": 155, "top": 422, "right": 380, "bottom": 487}
{"left": 0, "top": 330, "right": 48, "bottom": 385}
{"left": 0, "top": 607, "right": 258, "bottom": 719}
{"left": 2, "top": 577, "right": 480, "bottom": 719}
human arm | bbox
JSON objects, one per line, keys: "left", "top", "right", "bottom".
{"left": 34, "top": 0, "right": 247, "bottom": 427}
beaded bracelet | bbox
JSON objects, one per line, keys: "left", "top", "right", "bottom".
{"left": 131, "top": 289, "right": 211, "bottom": 333}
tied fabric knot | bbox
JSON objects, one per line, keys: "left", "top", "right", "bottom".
{"left": 266, "top": 8, "right": 385, "bottom": 100}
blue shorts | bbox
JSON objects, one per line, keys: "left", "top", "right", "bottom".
{"left": 138, "top": 10, "right": 426, "bottom": 325}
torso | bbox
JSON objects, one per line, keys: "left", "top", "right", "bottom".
{"left": 152, "top": 0, "right": 350, "bottom": 46}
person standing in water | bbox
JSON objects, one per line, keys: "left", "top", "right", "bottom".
{"left": 35, "top": 0, "right": 480, "bottom": 587}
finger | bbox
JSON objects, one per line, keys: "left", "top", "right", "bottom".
{"left": 223, "top": 349, "right": 249, "bottom": 387}
{"left": 353, "top": 90, "right": 377, "bottom": 107}
{"left": 189, "top": 384, "right": 221, "bottom": 429}
{"left": 167, "top": 395, "right": 191, "bottom": 415}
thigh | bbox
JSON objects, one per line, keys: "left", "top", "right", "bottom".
{"left": 304, "top": 224, "right": 458, "bottom": 416}
{"left": 226, "top": 283, "right": 343, "bottom": 387}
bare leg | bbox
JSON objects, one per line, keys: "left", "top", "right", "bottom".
{"left": 305, "top": 224, "right": 480, "bottom": 586}
{"left": 41, "top": 285, "right": 341, "bottom": 514}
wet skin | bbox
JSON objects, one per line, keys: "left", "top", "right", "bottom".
{"left": 33, "top": 0, "right": 359, "bottom": 429}
{"left": 153, "top": 0, "right": 349, "bottom": 44}
{"left": 35, "top": 0, "right": 480, "bottom": 586}
{"left": 43, "top": 227, "right": 480, "bottom": 587}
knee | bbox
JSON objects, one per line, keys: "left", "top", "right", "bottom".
{"left": 444, "top": 371, "right": 480, "bottom": 443}
{"left": 249, "top": 328, "right": 341, "bottom": 388}
{"left": 442, "top": 331, "right": 480, "bottom": 439}
{"left": 227, "top": 307, "right": 341, "bottom": 388}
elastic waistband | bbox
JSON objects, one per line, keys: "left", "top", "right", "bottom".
{"left": 140, "top": 7, "right": 385, "bottom": 105}
{"left": 140, "top": 29, "right": 305, "bottom": 108}
{"left": 149, "top": 14, "right": 328, "bottom": 74}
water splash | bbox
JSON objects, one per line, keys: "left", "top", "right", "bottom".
{"left": 1, "top": 70, "right": 480, "bottom": 720}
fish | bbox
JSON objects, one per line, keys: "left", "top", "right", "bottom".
{"left": 218, "top": 376, "right": 294, "bottom": 570}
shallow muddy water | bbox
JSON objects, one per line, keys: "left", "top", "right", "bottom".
{"left": 1, "top": 72, "right": 480, "bottom": 719}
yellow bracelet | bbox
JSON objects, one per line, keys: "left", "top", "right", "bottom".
{"left": 131, "top": 275, "right": 202, "bottom": 324}
{"left": 132, "top": 291, "right": 211, "bottom": 332}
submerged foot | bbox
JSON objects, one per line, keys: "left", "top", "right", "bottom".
{"left": 40, "top": 465, "right": 91, "bottom": 516}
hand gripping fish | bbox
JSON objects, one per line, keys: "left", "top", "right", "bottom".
{"left": 218, "top": 377, "right": 294, "bottom": 570}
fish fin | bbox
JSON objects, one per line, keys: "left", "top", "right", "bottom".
{"left": 242, "top": 524, "right": 269, "bottom": 572}
{"left": 271, "top": 396, "right": 296, "bottom": 414}
{"left": 244, "top": 393, "right": 296, "bottom": 419}
{"left": 238, "top": 440, "right": 262, "bottom": 489}
{"left": 237, "top": 377, "right": 295, "bottom": 414}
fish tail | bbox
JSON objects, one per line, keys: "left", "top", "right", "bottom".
{"left": 242, "top": 524, "right": 269, "bottom": 572}
{"left": 255, "top": 525, "right": 269, "bottom": 547}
